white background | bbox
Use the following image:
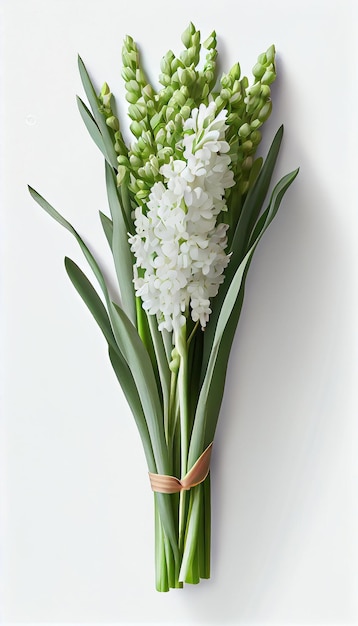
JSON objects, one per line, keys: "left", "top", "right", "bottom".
{"left": 1, "top": 0, "right": 357, "bottom": 623}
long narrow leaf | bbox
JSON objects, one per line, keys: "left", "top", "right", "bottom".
{"left": 76, "top": 96, "right": 111, "bottom": 164}
{"left": 99, "top": 211, "right": 113, "bottom": 249}
{"left": 64, "top": 256, "right": 155, "bottom": 467}
{"left": 64, "top": 256, "right": 119, "bottom": 355}
{"left": 29, "top": 186, "right": 165, "bottom": 462}
{"left": 108, "top": 346, "right": 156, "bottom": 471}
{"left": 105, "top": 162, "right": 136, "bottom": 325}
{"left": 110, "top": 303, "right": 169, "bottom": 474}
{"left": 202, "top": 126, "right": 285, "bottom": 372}
{"left": 188, "top": 168, "right": 299, "bottom": 468}
{"left": 30, "top": 185, "right": 179, "bottom": 556}
{"left": 77, "top": 55, "right": 118, "bottom": 169}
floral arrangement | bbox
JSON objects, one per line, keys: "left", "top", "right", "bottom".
{"left": 29, "top": 23, "right": 298, "bottom": 591}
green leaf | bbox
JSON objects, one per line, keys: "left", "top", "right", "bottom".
{"left": 77, "top": 55, "right": 118, "bottom": 169}
{"left": 29, "top": 189, "right": 164, "bottom": 461}
{"left": 99, "top": 211, "right": 113, "bottom": 249}
{"left": 230, "top": 125, "right": 284, "bottom": 261}
{"left": 76, "top": 96, "right": 111, "bottom": 163}
{"left": 105, "top": 161, "right": 136, "bottom": 325}
{"left": 64, "top": 256, "right": 119, "bottom": 354}
{"left": 188, "top": 167, "right": 299, "bottom": 468}
{"left": 28, "top": 186, "right": 108, "bottom": 296}
{"left": 108, "top": 345, "right": 156, "bottom": 470}
{"left": 110, "top": 303, "right": 169, "bottom": 474}
{"left": 29, "top": 185, "right": 180, "bottom": 561}
{"left": 64, "top": 256, "right": 155, "bottom": 465}
{"left": 202, "top": 126, "right": 285, "bottom": 370}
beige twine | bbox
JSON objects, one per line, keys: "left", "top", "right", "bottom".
{"left": 148, "top": 443, "right": 213, "bottom": 494}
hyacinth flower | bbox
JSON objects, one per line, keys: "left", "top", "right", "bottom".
{"left": 29, "top": 23, "right": 298, "bottom": 591}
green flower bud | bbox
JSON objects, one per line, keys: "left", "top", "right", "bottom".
{"left": 159, "top": 73, "right": 171, "bottom": 87}
{"left": 126, "top": 79, "right": 140, "bottom": 94}
{"left": 129, "top": 154, "right": 142, "bottom": 168}
{"left": 258, "top": 100, "right": 272, "bottom": 122}
{"left": 201, "top": 84, "right": 209, "bottom": 99}
{"left": 136, "top": 179, "right": 147, "bottom": 190}
{"left": 121, "top": 67, "right": 136, "bottom": 82}
{"left": 142, "top": 84, "right": 154, "bottom": 101}
{"left": 126, "top": 91, "right": 139, "bottom": 104}
{"left": 247, "top": 82, "right": 262, "bottom": 97}
{"left": 157, "top": 146, "right": 173, "bottom": 161}
{"left": 180, "top": 105, "right": 191, "bottom": 120}
{"left": 242, "top": 156, "right": 253, "bottom": 171}
{"left": 170, "top": 90, "right": 186, "bottom": 107}
{"left": 250, "top": 119, "right": 262, "bottom": 130}
{"left": 115, "top": 136, "right": 128, "bottom": 156}
{"left": 261, "top": 70, "right": 275, "bottom": 85}
{"left": 181, "top": 22, "right": 195, "bottom": 48}
{"left": 226, "top": 112, "right": 238, "bottom": 126}
{"left": 160, "top": 50, "right": 175, "bottom": 74}
{"left": 169, "top": 347, "right": 180, "bottom": 372}
{"left": 203, "top": 31, "right": 216, "bottom": 50}
{"left": 260, "top": 84, "right": 271, "bottom": 98}
{"left": 149, "top": 154, "right": 159, "bottom": 175}
{"left": 220, "top": 88, "right": 231, "bottom": 101}
{"left": 229, "top": 62, "right": 241, "bottom": 81}
{"left": 155, "top": 129, "right": 166, "bottom": 146}
{"left": 116, "top": 165, "right": 127, "bottom": 186}
{"left": 257, "top": 52, "right": 267, "bottom": 65}
{"left": 165, "top": 120, "right": 175, "bottom": 134}
{"left": 250, "top": 130, "right": 261, "bottom": 145}
{"left": 215, "top": 95, "right": 225, "bottom": 111}
{"left": 180, "top": 49, "right": 191, "bottom": 66}
{"left": 171, "top": 58, "right": 184, "bottom": 72}
{"left": 136, "top": 68, "right": 146, "bottom": 85}
{"left": 252, "top": 63, "right": 266, "bottom": 79}
{"left": 192, "top": 31, "right": 200, "bottom": 47}
{"left": 204, "top": 70, "right": 215, "bottom": 85}
{"left": 179, "top": 85, "right": 189, "bottom": 99}
{"left": 150, "top": 112, "right": 163, "bottom": 130}
{"left": 266, "top": 45, "right": 275, "bottom": 64}
{"left": 106, "top": 116, "right": 119, "bottom": 131}
{"left": 128, "top": 102, "right": 147, "bottom": 121}
{"left": 221, "top": 74, "right": 232, "bottom": 89}
{"left": 130, "top": 121, "right": 144, "bottom": 138}
{"left": 117, "top": 155, "right": 130, "bottom": 167}
{"left": 238, "top": 123, "right": 251, "bottom": 138}
{"left": 136, "top": 189, "right": 149, "bottom": 201}
{"left": 122, "top": 49, "right": 138, "bottom": 69}
{"left": 242, "top": 140, "right": 253, "bottom": 153}
{"left": 142, "top": 130, "right": 153, "bottom": 147}
{"left": 165, "top": 106, "right": 175, "bottom": 122}
{"left": 229, "top": 92, "right": 242, "bottom": 105}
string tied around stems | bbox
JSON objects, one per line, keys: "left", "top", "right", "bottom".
{"left": 149, "top": 442, "right": 213, "bottom": 494}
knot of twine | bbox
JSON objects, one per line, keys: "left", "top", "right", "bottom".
{"left": 149, "top": 443, "right": 213, "bottom": 494}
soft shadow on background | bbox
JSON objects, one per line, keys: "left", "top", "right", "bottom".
{"left": 1, "top": 0, "right": 357, "bottom": 623}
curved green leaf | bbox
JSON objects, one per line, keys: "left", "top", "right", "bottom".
{"left": 76, "top": 96, "right": 111, "bottom": 163}
{"left": 64, "top": 256, "right": 119, "bottom": 354}
{"left": 105, "top": 162, "right": 136, "bottom": 325}
{"left": 99, "top": 211, "right": 113, "bottom": 249}
{"left": 188, "top": 168, "right": 299, "bottom": 468}
{"left": 202, "top": 126, "right": 285, "bottom": 373}
{"left": 77, "top": 55, "right": 118, "bottom": 169}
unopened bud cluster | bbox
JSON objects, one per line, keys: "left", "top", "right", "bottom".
{"left": 95, "top": 24, "right": 277, "bottom": 331}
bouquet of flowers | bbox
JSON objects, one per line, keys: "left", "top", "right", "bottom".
{"left": 29, "top": 23, "right": 298, "bottom": 591}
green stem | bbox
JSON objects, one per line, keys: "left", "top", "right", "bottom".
{"left": 175, "top": 323, "right": 190, "bottom": 551}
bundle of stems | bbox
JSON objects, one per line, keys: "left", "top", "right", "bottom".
{"left": 29, "top": 24, "right": 298, "bottom": 591}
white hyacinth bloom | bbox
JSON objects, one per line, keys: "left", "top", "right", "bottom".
{"left": 129, "top": 102, "right": 235, "bottom": 333}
